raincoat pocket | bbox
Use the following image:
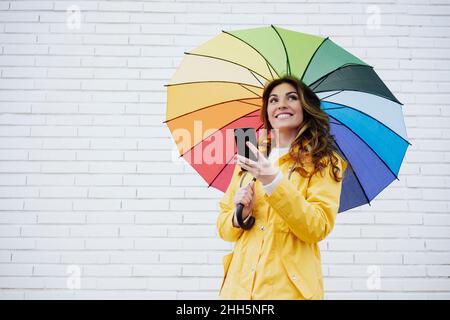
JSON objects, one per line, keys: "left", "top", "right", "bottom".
{"left": 280, "top": 256, "right": 319, "bottom": 300}
{"left": 219, "top": 252, "right": 234, "bottom": 295}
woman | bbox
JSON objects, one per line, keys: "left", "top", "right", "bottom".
{"left": 216, "top": 75, "right": 348, "bottom": 300}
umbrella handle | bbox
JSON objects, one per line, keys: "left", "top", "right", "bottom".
{"left": 235, "top": 203, "right": 255, "bottom": 230}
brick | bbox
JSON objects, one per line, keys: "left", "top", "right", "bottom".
{"left": 379, "top": 265, "right": 427, "bottom": 277}
{"left": 21, "top": 225, "right": 70, "bottom": 237}
{"left": 135, "top": 212, "right": 182, "bottom": 224}
{"left": 147, "top": 277, "right": 199, "bottom": 291}
{"left": 0, "top": 12, "right": 39, "bottom": 22}
{"left": 352, "top": 278, "right": 404, "bottom": 291}
{"left": 76, "top": 150, "right": 123, "bottom": 161}
{"left": 323, "top": 278, "right": 353, "bottom": 291}
{"left": 0, "top": 213, "right": 36, "bottom": 224}
{"left": 69, "top": 225, "right": 119, "bottom": 237}
{"left": 3, "top": 44, "right": 48, "bottom": 55}
{"left": 183, "top": 238, "right": 229, "bottom": 251}
{"left": 12, "top": 251, "right": 60, "bottom": 263}
{"left": 329, "top": 265, "right": 371, "bottom": 277}
{"left": 377, "top": 239, "right": 426, "bottom": 251}
{"left": 122, "top": 199, "right": 170, "bottom": 211}
{"left": 134, "top": 238, "right": 183, "bottom": 250}
{"left": 168, "top": 225, "right": 215, "bottom": 238}
{"left": 0, "top": 149, "right": 28, "bottom": 160}
{"left": 0, "top": 238, "right": 35, "bottom": 250}
{"left": 160, "top": 252, "right": 208, "bottom": 264}
{"left": 119, "top": 226, "right": 167, "bottom": 237}
{"left": 0, "top": 199, "right": 23, "bottom": 210}
{"left": 404, "top": 253, "right": 450, "bottom": 265}
{"left": 61, "top": 251, "right": 109, "bottom": 264}
{"left": 88, "top": 163, "right": 136, "bottom": 174}
{"left": 354, "top": 253, "right": 403, "bottom": 265}
{"left": 404, "top": 279, "right": 450, "bottom": 292}
{"left": 425, "top": 240, "right": 450, "bottom": 251}
{"left": 123, "top": 175, "right": 170, "bottom": 186}
{"left": 0, "top": 226, "right": 21, "bottom": 237}
{"left": 109, "top": 251, "right": 158, "bottom": 264}
{"left": 86, "top": 213, "right": 133, "bottom": 224}
{"left": 0, "top": 162, "right": 40, "bottom": 174}
{"left": 182, "top": 212, "right": 217, "bottom": 225}
{"left": 41, "top": 162, "right": 89, "bottom": 173}
{"left": 33, "top": 264, "right": 73, "bottom": 276}
{"left": 423, "top": 214, "right": 450, "bottom": 226}
{"left": 29, "top": 150, "right": 76, "bottom": 161}
{"left": 23, "top": 199, "right": 72, "bottom": 211}
{"left": 85, "top": 238, "right": 134, "bottom": 250}
{"left": 35, "top": 79, "right": 81, "bottom": 90}
{"left": 98, "top": 2, "right": 143, "bottom": 12}
{"left": 375, "top": 212, "right": 423, "bottom": 225}
{"left": 427, "top": 265, "right": 450, "bottom": 277}
{"left": 133, "top": 265, "right": 182, "bottom": 277}
{"left": 27, "top": 174, "right": 74, "bottom": 186}
{"left": 47, "top": 67, "right": 93, "bottom": 79}
{"left": 36, "top": 238, "right": 85, "bottom": 250}
{"left": 88, "top": 187, "right": 135, "bottom": 199}
{"left": 328, "top": 239, "right": 377, "bottom": 251}
{"left": 83, "top": 265, "right": 132, "bottom": 277}
{"left": 409, "top": 226, "right": 450, "bottom": 238}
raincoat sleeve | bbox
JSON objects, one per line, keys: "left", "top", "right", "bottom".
{"left": 264, "top": 153, "right": 348, "bottom": 244}
{"left": 216, "top": 165, "right": 245, "bottom": 242}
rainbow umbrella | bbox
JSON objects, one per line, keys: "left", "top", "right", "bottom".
{"left": 165, "top": 25, "right": 410, "bottom": 213}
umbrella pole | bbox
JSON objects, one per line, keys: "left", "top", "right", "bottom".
{"left": 235, "top": 177, "right": 257, "bottom": 230}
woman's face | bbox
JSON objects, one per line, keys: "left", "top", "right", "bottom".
{"left": 267, "top": 82, "right": 304, "bottom": 132}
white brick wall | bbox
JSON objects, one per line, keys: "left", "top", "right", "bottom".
{"left": 0, "top": 0, "right": 449, "bottom": 300}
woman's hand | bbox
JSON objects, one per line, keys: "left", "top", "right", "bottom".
{"left": 236, "top": 142, "right": 280, "bottom": 185}
{"left": 233, "top": 180, "right": 255, "bottom": 226}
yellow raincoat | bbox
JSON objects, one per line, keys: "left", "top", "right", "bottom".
{"left": 216, "top": 144, "right": 347, "bottom": 300}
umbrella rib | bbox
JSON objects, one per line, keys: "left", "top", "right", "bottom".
{"left": 250, "top": 71, "right": 265, "bottom": 87}
{"left": 319, "top": 90, "right": 344, "bottom": 101}
{"left": 164, "top": 96, "right": 261, "bottom": 124}
{"left": 309, "top": 63, "right": 367, "bottom": 90}
{"left": 321, "top": 99, "right": 411, "bottom": 146}
{"left": 208, "top": 123, "right": 265, "bottom": 188}
{"left": 310, "top": 64, "right": 403, "bottom": 106}
{"left": 271, "top": 25, "right": 291, "bottom": 76}
{"left": 328, "top": 114, "right": 401, "bottom": 181}
{"left": 316, "top": 88, "right": 403, "bottom": 107}
{"left": 332, "top": 139, "right": 372, "bottom": 206}
{"left": 239, "top": 100, "right": 262, "bottom": 108}
{"left": 266, "top": 60, "right": 275, "bottom": 80}
{"left": 222, "top": 30, "right": 281, "bottom": 79}
{"left": 182, "top": 52, "right": 271, "bottom": 83}
{"left": 178, "top": 109, "right": 262, "bottom": 159}
{"left": 239, "top": 84, "right": 263, "bottom": 98}
{"left": 300, "top": 37, "right": 329, "bottom": 81}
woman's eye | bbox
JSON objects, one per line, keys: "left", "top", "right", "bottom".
{"left": 289, "top": 95, "right": 297, "bottom": 100}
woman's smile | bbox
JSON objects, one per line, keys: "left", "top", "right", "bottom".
{"left": 268, "top": 82, "right": 304, "bottom": 130}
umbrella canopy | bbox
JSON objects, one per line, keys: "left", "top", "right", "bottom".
{"left": 165, "top": 25, "right": 410, "bottom": 213}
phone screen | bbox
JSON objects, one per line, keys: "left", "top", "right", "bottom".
{"left": 234, "top": 127, "right": 258, "bottom": 168}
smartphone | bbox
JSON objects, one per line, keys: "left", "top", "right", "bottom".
{"left": 234, "top": 127, "right": 258, "bottom": 171}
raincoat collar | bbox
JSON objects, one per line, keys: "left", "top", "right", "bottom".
{"left": 274, "top": 139, "right": 311, "bottom": 167}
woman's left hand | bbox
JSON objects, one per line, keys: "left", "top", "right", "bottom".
{"left": 236, "top": 141, "right": 280, "bottom": 185}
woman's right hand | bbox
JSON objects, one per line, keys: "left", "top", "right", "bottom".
{"left": 232, "top": 180, "right": 256, "bottom": 226}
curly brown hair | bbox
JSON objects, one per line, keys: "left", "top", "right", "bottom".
{"left": 258, "top": 75, "right": 345, "bottom": 182}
